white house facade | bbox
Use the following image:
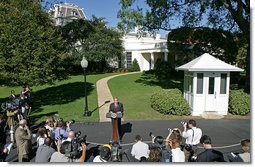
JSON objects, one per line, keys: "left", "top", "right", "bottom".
{"left": 120, "top": 28, "right": 169, "bottom": 71}
{"left": 176, "top": 53, "right": 243, "bottom": 116}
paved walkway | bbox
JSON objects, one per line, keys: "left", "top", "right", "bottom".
{"left": 96, "top": 72, "right": 141, "bottom": 122}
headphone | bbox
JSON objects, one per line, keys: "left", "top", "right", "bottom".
{"left": 100, "top": 144, "right": 112, "bottom": 161}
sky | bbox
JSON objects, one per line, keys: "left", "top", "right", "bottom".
{"left": 57, "top": 0, "right": 170, "bottom": 37}
{"left": 63, "top": 0, "right": 122, "bottom": 27}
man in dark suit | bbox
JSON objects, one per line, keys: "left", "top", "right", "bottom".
{"left": 109, "top": 97, "right": 124, "bottom": 141}
{"left": 15, "top": 119, "right": 32, "bottom": 162}
{"left": 196, "top": 135, "right": 225, "bottom": 162}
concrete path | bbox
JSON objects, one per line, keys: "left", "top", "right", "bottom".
{"left": 96, "top": 72, "right": 141, "bottom": 122}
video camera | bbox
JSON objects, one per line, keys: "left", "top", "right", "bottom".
{"left": 64, "top": 132, "right": 87, "bottom": 160}
{"left": 73, "top": 131, "right": 87, "bottom": 145}
{"left": 1, "top": 102, "right": 19, "bottom": 112}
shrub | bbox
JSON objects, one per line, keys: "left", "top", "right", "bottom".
{"left": 229, "top": 89, "right": 250, "bottom": 115}
{"left": 154, "top": 59, "right": 181, "bottom": 79}
{"left": 150, "top": 89, "right": 191, "bottom": 116}
{"left": 129, "top": 58, "right": 140, "bottom": 72}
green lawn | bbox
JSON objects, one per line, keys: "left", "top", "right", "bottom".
{"left": 108, "top": 72, "right": 189, "bottom": 120}
{"left": 0, "top": 73, "right": 117, "bottom": 123}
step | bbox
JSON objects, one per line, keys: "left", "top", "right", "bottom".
{"left": 201, "top": 112, "right": 224, "bottom": 119}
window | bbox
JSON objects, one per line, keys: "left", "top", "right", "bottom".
{"left": 208, "top": 77, "right": 215, "bottom": 94}
{"left": 126, "top": 52, "right": 132, "bottom": 68}
{"left": 197, "top": 73, "right": 203, "bottom": 94}
{"left": 220, "top": 73, "right": 227, "bottom": 94}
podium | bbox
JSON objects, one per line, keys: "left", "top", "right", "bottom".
{"left": 106, "top": 112, "right": 123, "bottom": 142}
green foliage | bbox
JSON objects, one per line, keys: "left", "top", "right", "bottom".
{"left": 229, "top": 89, "right": 250, "bottom": 115}
{"left": 0, "top": 0, "right": 71, "bottom": 86}
{"left": 154, "top": 59, "right": 181, "bottom": 80}
{"left": 129, "top": 58, "right": 140, "bottom": 71}
{"left": 150, "top": 89, "right": 191, "bottom": 116}
{"left": 167, "top": 27, "right": 238, "bottom": 65}
{"left": 117, "top": 0, "right": 250, "bottom": 92}
{"left": 61, "top": 16, "right": 124, "bottom": 65}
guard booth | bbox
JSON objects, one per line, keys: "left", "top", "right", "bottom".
{"left": 176, "top": 53, "right": 243, "bottom": 116}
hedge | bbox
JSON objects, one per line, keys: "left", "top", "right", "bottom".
{"left": 229, "top": 89, "right": 250, "bottom": 115}
{"left": 150, "top": 89, "right": 191, "bottom": 115}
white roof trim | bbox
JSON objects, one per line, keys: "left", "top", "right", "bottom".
{"left": 175, "top": 53, "right": 244, "bottom": 72}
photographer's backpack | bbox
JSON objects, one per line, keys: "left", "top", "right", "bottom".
{"left": 160, "top": 146, "right": 172, "bottom": 163}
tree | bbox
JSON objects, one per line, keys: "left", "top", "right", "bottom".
{"left": 130, "top": 58, "right": 140, "bottom": 71}
{"left": 0, "top": 0, "right": 71, "bottom": 86}
{"left": 118, "top": 0, "right": 250, "bottom": 92}
{"left": 61, "top": 16, "right": 124, "bottom": 72}
{"left": 167, "top": 27, "right": 238, "bottom": 66}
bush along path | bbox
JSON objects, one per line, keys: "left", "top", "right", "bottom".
{"left": 96, "top": 72, "right": 141, "bottom": 122}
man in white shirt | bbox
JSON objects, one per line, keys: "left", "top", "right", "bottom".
{"left": 181, "top": 119, "right": 202, "bottom": 162}
{"left": 131, "top": 135, "right": 150, "bottom": 161}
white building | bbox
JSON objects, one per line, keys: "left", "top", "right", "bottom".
{"left": 176, "top": 53, "right": 243, "bottom": 116}
{"left": 48, "top": 3, "right": 168, "bottom": 71}
{"left": 48, "top": 3, "right": 87, "bottom": 26}
{"left": 120, "top": 28, "right": 169, "bottom": 71}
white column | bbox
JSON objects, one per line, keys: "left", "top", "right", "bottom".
{"left": 150, "top": 52, "right": 154, "bottom": 69}
{"left": 164, "top": 52, "right": 168, "bottom": 62}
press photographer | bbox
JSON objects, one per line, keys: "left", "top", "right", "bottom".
{"left": 181, "top": 119, "right": 202, "bottom": 162}
{"left": 52, "top": 118, "right": 74, "bottom": 141}
{"left": 149, "top": 132, "right": 172, "bottom": 162}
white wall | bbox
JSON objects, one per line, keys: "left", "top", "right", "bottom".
{"left": 190, "top": 71, "right": 230, "bottom": 116}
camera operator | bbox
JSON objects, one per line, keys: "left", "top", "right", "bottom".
{"left": 52, "top": 120, "right": 72, "bottom": 141}
{"left": 9, "top": 90, "right": 18, "bottom": 102}
{"left": 165, "top": 128, "right": 185, "bottom": 162}
{"left": 18, "top": 94, "right": 31, "bottom": 120}
{"left": 21, "top": 84, "right": 31, "bottom": 99}
{"left": 50, "top": 140, "right": 87, "bottom": 162}
{"left": 93, "top": 144, "right": 112, "bottom": 162}
{"left": 44, "top": 117, "right": 56, "bottom": 138}
{"left": 149, "top": 133, "right": 172, "bottom": 163}
{"left": 181, "top": 119, "right": 202, "bottom": 162}
{"left": 62, "top": 130, "right": 75, "bottom": 143}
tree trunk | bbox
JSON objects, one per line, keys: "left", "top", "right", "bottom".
{"left": 245, "top": 44, "right": 250, "bottom": 93}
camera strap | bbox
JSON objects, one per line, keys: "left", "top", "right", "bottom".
{"left": 191, "top": 129, "right": 195, "bottom": 146}
{"left": 191, "top": 129, "right": 194, "bottom": 144}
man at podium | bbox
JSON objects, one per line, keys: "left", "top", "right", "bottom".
{"left": 108, "top": 97, "right": 124, "bottom": 142}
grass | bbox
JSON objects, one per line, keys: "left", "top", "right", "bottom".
{"left": 108, "top": 72, "right": 194, "bottom": 120}
{"left": 1, "top": 71, "right": 249, "bottom": 123}
{"left": 108, "top": 72, "right": 250, "bottom": 121}
{"left": 0, "top": 73, "right": 117, "bottom": 123}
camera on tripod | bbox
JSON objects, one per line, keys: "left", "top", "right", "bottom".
{"left": 73, "top": 131, "right": 87, "bottom": 146}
